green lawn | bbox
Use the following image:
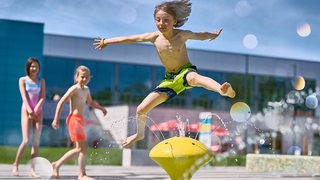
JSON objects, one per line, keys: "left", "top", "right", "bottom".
{"left": 210, "top": 154, "right": 246, "bottom": 166}
{"left": 0, "top": 146, "right": 122, "bottom": 165}
{"left": 0, "top": 146, "right": 245, "bottom": 166}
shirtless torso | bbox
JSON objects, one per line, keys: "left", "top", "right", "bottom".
{"left": 153, "top": 29, "right": 190, "bottom": 72}
{"left": 68, "top": 85, "right": 89, "bottom": 115}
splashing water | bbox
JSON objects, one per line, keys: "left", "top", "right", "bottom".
{"left": 212, "top": 113, "right": 228, "bottom": 131}
{"left": 145, "top": 115, "right": 167, "bottom": 141}
{"left": 195, "top": 113, "right": 228, "bottom": 140}
{"left": 176, "top": 113, "right": 185, "bottom": 137}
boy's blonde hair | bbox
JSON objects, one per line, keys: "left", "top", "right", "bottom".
{"left": 154, "top": 0, "right": 192, "bottom": 28}
{"left": 74, "top": 65, "right": 91, "bottom": 83}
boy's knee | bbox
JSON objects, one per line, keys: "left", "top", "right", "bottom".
{"left": 186, "top": 72, "right": 199, "bottom": 86}
{"left": 136, "top": 105, "right": 147, "bottom": 116}
{"left": 74, "top": 147, "right": 83, "bottom": 153}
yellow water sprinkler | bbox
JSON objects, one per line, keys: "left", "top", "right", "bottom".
{"left": 149, "top": 136, "right": 213, "bottom": 180}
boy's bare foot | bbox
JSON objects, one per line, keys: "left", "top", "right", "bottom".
{"left": 78, "top": 175, "right": 96, "bottom": 180}
{"left": 12, "top": 165, "right": 18, "bottom": 176}
{"left": 220, "top": 82, "right": 236, "bottom": 98}
{"left": 52, "top": 162, "right": 60, "bottom": 179}
{"left": 122, "top": 134, "right": 140, "bottom": 148}
{"left": 226, "top": 86, "right": 236, "bottom": 98}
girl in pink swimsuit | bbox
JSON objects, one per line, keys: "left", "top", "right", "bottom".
{"left": 13, "top": 57, "right": 46, "bottom": 177}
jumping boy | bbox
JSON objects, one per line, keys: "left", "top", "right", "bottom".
{"left": 94, "top": 0, "right": 235, "bottom": 148}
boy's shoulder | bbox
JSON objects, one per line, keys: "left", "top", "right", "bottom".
{"left": 173, "top": 29, "right": 193, "bottom": 39}
{"left": 67, "top": 85, "right": 89, "bottom": 95}
{"left": 176, "top": 29, "right": 192, "bottom": 33}
{"left": 67, "top": 84, "right": 80, "bottom": 92}
{"left": 71, "top": 85, "right": 89, "bottom": 92}
{"left": 173, "top": 29, "right": 192, "bottom": 35}
{"left": 147, "top": 31, "right": 161, "bottom": 39}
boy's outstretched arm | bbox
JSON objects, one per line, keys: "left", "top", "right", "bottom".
{"left": 186, "top": 28, "right": 223, "bottom": 41}
{"left": 93, "top": 32, "right": 157, "bottom": 50}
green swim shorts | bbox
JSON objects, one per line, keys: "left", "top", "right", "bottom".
{"left": 153, "top": 63, "right": 197, "bottom": 99}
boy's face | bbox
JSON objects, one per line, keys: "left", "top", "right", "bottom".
{"left": 76, "top": 70, "right": 90, "bottom": 87}
{"left": 154, "top": 10, "right": 177, "bottom": 33}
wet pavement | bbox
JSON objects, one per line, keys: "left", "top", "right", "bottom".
{"left": 1, "top": 164, "right": 319, "bottom": 180}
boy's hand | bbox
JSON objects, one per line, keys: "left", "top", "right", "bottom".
{"left": 94, "top": 36, "right": 107, "bottom": 50}
{"left": 210, "top": 28, "right": 223, "bottom": 41}
{"left": 102, "top": 108, "right": 107, "bottom": 116}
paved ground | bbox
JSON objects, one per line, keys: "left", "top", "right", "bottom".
{"left": 1, "top": 164, "right": 319, "bottom": 180}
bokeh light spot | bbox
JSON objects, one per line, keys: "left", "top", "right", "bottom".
{"left": 286, "top": 90, "right": 303, "bottom": 104}
{"left": 293, "top": 76, "right": 305, "bottom": 91}
{"left": 30, "top": 157, "right": 53, "bottom": 179}
{"left": 230, "top": 102, "right": 251, "bottom": 122}
{"left": 306, "top": 93, "right": 318, "bottom": 109}
{"left": 234, "top": 0, "right": 252, "bottom": 17}
{"left": 243, "top": 34, "right": 258, "bottom": 49}
{"left": 296, "top": 23, "right": 311, "bottom": 37}
{"left": 264, "top": 111, "right": 283, "bottom": 130}
{"left": 287, "top": 146, "right": 302, "bottom": 155}
{"left": 259, "top": 138, "right": 265, "bottom": 144}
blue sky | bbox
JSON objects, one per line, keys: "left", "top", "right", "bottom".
{"left": 0, "top": 0, "right": 319, "bottom": 62}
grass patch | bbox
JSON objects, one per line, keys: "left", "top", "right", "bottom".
{"left": 1, "top": 146, "right": 246, "bottom": 167}
{"left": 0, "top": 146, "right": 122, "bottom": 165}
{"left": 209, "top": 154, "right": 246, "bottom": 166}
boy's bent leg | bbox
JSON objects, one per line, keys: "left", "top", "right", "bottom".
{"left": 122, "top": 92, "right": 168, "bottom": 148}
{"left": 186, "top": 72, "right": 236, "bottom": 98}
{"left": 122, "top": 114, "right": 147, "bottom": 148}
{"left": 186, "top": 72, "right": 221, "bottom": 92}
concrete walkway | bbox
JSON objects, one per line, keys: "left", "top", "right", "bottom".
{"left": 1, "top": 164, "right": 318, "bottom": 180}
